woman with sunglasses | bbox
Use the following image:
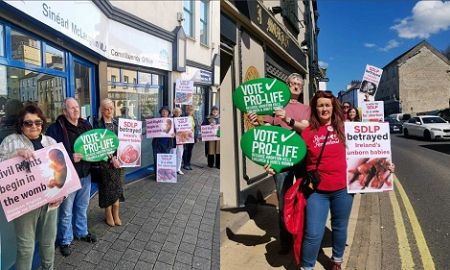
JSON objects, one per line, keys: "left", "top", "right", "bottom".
{"left": 0, "top": 104, "right": 63, "bottom": 270}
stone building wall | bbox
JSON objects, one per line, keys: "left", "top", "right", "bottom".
{"left": 399, "top": 47, "right": 450, "bottom": 114}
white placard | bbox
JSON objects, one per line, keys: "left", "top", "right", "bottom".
{"left": 345, "top": 122, "right": 393, "bottom": 193}
{"left": 201, "top": 124, "right": 220, "bottom": 141}
{"left": 358, "top": 64, "right": 383, "bottom": 108}
{"left": 175, "top": 80, "right": 194, "bottom": 105}
{"left": 174, "top": 117, "right": 194, "bottom": 144}
{"left": 118, "top": 118, "right": 142, "bottom": 167}
{"left": 156, "top": 153, "right": 177, "bottom": 183}
{"left": 362, "top": 101, "right": 384, "bottom": 122}
{"left": 146, "top": 118, "right": 175, "bottom": 138}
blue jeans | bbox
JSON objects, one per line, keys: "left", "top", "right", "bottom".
{"left": 56, "top": 175, "right": 91, "bottom": 246}
{"left": 301, "top": 188, "right": 353, "bottom": 269}
{"left": 273, "top": 170, "right": 295, "bottom": 247}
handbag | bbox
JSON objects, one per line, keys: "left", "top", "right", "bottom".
{"left": 302, "top": 130, "right": 330, "bottom": 191}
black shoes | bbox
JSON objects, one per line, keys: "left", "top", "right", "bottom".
{"left": 60, "top": 245, "right": 71, "bottom": 257}
{"left": 59, "top": 233, "right": 97, "bottom": 257}
{"left": 75, "top": 232, "right": 97, "bottom": 243}
{"left": 183, "top": 165, "right": 193, "bottom": 170}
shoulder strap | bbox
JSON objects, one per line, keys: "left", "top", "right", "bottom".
{"left": 315, "top": 130, "right": 330, "bottom": 169}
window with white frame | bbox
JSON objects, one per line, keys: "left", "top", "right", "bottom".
{"left": 200, "top": 0, "right": 209, "bottom": 45}
{"left": 183, "top": 0, "right": 194, "bottom": 38}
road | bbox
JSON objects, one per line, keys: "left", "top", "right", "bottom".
{"left": 391, "top": 134, "right": 450, "bottom": 269}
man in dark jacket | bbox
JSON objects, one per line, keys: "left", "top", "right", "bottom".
{"left": 46, "top": 97, "right": 96, "bottom": 257}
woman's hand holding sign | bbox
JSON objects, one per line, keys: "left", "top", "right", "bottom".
{"left": 17, "top": 148, "right": 35, "bottom": 160}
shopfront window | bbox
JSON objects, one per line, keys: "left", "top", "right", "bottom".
{"left": 45, "top": 44, "right": 65, "bottom": 71}
{"left": 200, "top": 0, "right": 209, "bottom": 45}
{"left": 182, "top": 85, "right": 206, "bottom": 125}
{"left": 10, "top": 29, "right": 41, "bottom": 66}
{"left": 107, "top": 67, "right": 165, "bottom": 172}
{"left": 0, "top": 64, "right": 65, "bottom": 143}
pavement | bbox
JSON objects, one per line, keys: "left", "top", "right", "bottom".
{"left": 53, "top": 142, "right": 220, "bottom": 270}
{"left": 220, "top": 187, "right": 395, "bottom": 270}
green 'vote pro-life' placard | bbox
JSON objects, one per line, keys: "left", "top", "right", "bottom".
{"left": 240, "top": 126, "right": 307, "bottom": 173}
{"left": 74, "top": 129, "right": 119, "bottom": 162}
{"left": 233, "top": 78, "right": 291, "bottom": 115}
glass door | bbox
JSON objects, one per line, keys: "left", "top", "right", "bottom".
{"left": 70, "top": 55, "right": 96, "bottom": 124}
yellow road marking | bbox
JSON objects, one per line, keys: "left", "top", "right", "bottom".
{"left": 395, "top": 178, "right": 435, "bottom": 270}
{"left": 389, "top": 183, "right": 415, "bottom": 269}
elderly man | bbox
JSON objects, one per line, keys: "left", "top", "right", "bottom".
{"left": 46, "top": 97, "right": 97, "bottom": 257}
{"left": 249, "top": 73, "right": 310, "bottom": 254}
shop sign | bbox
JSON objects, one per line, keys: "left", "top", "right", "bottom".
{"left": 182, "top": 66, "right": 212, "bottom": 84}
{"left": 73, "top": 129, "right": 119, "bottom": 162}
{"left": 233, "top": 78, "right": 291, "bottom": 114}
{"left": 4, "top": 1, "right": 172, "bottom": 70}
{"left": 239, "top": 1, "right": 306, "bottom": 68}
{"left": 240, "top": 126, "right": 306, "bottom": 173}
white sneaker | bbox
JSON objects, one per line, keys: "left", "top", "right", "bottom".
{"left": 177, "top": 170, "right": 184, "bottom": 175}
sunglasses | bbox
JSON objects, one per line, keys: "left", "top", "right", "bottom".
{"left": 23, "top": 120, "right": 43, "bottom": 127}
{"left": 343, "top": 105, "right": 350, "bottom": 108}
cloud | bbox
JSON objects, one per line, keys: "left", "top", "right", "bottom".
{"left": 364, "top": 43, "right": 376, "bottom": 48}
{"left": 318, "top": 61, "right": 329, "bottom": 69}
{"left": 379, "top": 39, "right": 400, "bottom": 52}
{"left": 391, "top": 1, "right": 450, "bottom": 39}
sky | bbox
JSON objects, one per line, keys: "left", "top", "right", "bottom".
{"left": 317, "top": 0, "right": 450, "bottom": 94}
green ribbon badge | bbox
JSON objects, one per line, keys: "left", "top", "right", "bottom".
{"left": 240, "top": 126, "right": 307, "bottom": 173}
{"left": 233, "top": 78, "right": 291, "bottom": 115}
{"left": 74, "top": 129, "right": 119, "bottom": 162}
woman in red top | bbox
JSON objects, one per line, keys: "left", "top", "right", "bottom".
{"left": 300, "top": 91, "right": 351, "bottom": 270}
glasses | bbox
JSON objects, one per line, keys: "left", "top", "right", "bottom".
{"left": 23, "top": 120, "right": 43, "bottom": 127}
{"left": 343, "top": 105, "right": 350, "bottom": 108}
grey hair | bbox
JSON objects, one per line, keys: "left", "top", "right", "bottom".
{"left": 286, "top": 73, "right": 304, "bottom": 85}
{"left": 62, "top": 97, "right": 78, "bottom": 110}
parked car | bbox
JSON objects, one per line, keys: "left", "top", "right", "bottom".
{"left": 387, "top": 113, "right": 411, "bottom": 123}
{"left": 384, "top": 118, "right": 403, "bottom": 133}
{"left": 403, "top": 115, "right": 450, "bottom": 140}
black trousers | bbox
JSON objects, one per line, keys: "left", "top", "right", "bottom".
{"left": 182, "top": 143, "right": 195, "bottom": 166}
{"left": 207, "top": 154, "right": 220, "bottom": 169}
